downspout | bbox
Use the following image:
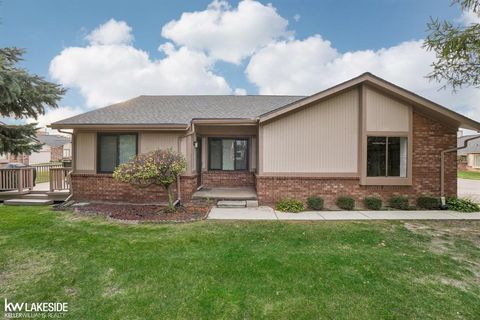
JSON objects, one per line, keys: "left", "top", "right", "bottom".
{"left": 440, "top": 134, "right": 480, "bottom": 205}
{"left": 57, "top": 129, "right": 74, "bottom": 203}
{"left": 176, "top": 122, "right": 196, "bottom": 205}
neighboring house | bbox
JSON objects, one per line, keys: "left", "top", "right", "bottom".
{"left": 5, "top": 133, "right": 71, "bottom": 165}
{"left": 458, "top": 133, "right": 480, "bottom": 170}
{"left": 50, "top": 73, "right": 480, "bottom": 205}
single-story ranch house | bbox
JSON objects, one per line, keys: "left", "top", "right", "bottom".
{"left": 458, "top": 133, "right": 480, "bottom": 170}
{"left": 50, "top": 73, "right": 480, "bottom": 206}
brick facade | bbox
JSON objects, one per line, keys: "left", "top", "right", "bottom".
{"left": 71, "top": 173, "right": 198, "bottom": 204}
{"left": 256, "top": 112, "right": 458, "bottom": 206}
{"left": 201, "top": 171, "right": 255, "bottom": 187}
{"left": 50, "top": 146, "right": 64, "bottom": 162}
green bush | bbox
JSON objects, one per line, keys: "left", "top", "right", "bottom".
{"left": 389, "top": 196, "right": 409, "bottom": 210}
{"left": 446, "top": 197, "right": 480, "bottom": 212}
{"left": 307, "top": 196, "right": 324, "bottom": 210}
{"left": 276, "top": 198, "right": 304, "bottom": 213}
{"left": 363, "top": 197, "right": 382, "bottom": 210}
{"left": 417, "top": 196, "right": 441, "bottom": 210}
{"left": 336, "top": 196, "right": 355, "bottom": 210}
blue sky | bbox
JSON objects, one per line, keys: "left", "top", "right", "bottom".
{"left": 2, "top": 0, "right": 479, "bottom": 129}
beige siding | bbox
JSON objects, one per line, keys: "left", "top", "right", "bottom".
{"left": 139, "top": 133, "right": 180, "bottom": 153}
{"left": 366, "top": 87, "right": 410, "bottom": 132}
{"left": 262, "top": 89, "right": 359, "bottom": 173}
{"left": 75, "top": 132, "right": 96, "bottom": 172}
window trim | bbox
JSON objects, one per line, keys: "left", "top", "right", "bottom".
{"left": 96, "top": 133, "right": 138, "bottom": 174}
{"left": 367, "top": 136, "right": 408, "bottom": 178}
{"left": 208, "top": 137, "right": 249, "bottom": 171}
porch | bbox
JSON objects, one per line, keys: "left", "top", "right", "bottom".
{"left": 0, "top": 167, "right": 72, "bottom": 204}
{"left": 192, "top": 186, "right": 257, "bottom": 201}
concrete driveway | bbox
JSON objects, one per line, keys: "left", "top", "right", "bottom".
{"left": 458, "top": 178, "right": 480, "bottom": 203}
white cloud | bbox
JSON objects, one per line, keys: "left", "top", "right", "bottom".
{"left": 457, "top": 10, "right": 480, "bottom": 25}
{"left": 85, "top": 19, "right": 134, "bottom": 45}
{"left": 50, "top": 21, "right": 231, "bottom": 108}
{"left": 161, "top": 0, "right": 290, "bottom": 64}
{"left": 246, "top": 36, "right": 480, "bottom": 122}
{"left": 234, "top": 88, "right": 247, "bottom": 95}
{"left": 293, "top": 14, "right": 301, "bottom": 22}
{"left": 27, "top": 106, "right": 84, "bottom": 133}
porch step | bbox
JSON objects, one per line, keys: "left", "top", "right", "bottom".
{"left": 4, "top": 199, "right": 53, "bottom": 206}
{"left": 20, "top": 193, "right": 49, "bottom": 200}
{"left": 217, "top": 200, "right": 247, "bottom": 208}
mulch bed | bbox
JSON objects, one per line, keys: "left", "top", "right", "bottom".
{"left": 73, "top": 203, "right": 210, "bottom": 223}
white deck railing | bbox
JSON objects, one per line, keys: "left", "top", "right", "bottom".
{"left": 0, "top": 168, "right": 34, "bottom": 192}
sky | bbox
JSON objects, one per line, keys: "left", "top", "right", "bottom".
{"left": 1, "top": 0, "right": 480, "bottom": 132}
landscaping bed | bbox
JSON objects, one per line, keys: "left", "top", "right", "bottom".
{"left": 73, "top": 203, "right": 210, "bottom": 222}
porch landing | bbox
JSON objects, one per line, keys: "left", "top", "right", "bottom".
{"left": 192, "top": 186, "right": 257, "bottom": 201}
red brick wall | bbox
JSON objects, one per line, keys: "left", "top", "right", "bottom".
{"left": 256, "top": 112, "right": 458, "bottom": 206}
{"left": 201, "top": 171, "right": 255, "bottom": 187}
{"left": 71, "top": 173, "right": 198, "bottom": 204}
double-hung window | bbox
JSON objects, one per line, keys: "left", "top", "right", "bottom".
{"left": 208, "top": 138, "right": 248, "bottom": 171}
{"left": 367, "top": 136, "right": 407, "bottom": 177}
{"left": 97, "top": 133, "right": 137, "bottom": 173}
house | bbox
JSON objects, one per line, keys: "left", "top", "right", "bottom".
{"left": 49, "top": 73, "right": 480, "bottom": 206}
{"left": 6, "top": 132, "right": 71, "bottom": 165}
{"left": 458, "top": 133, "right": 480, "bottom": 171}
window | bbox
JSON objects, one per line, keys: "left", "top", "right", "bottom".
{"left": 97, "top": 133, "right": 137, "bottom": 173}
{"left": 208, "top": 138, "right": 248, "bottom": 171}
{"left": 367, "top": 136, "right": 407, "bottom": 177}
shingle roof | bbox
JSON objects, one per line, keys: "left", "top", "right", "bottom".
{"left": 52, "top": 95, "right": 305, "bottom": 126}
{"left": 458, "top": 134, "right": 480, "bottom": 155}
{"left": 37, "top": 134, "right": 71, "bottom": 147}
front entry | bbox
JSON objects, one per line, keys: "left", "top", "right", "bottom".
{"left": 196, "top": 137, "right": 202, "bottom": 187}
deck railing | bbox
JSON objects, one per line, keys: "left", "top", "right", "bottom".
{"left": 0, "top": 168, "right": 34, "bottom": 192}
{"left": 49, "top": 167, "right": 72, "bottom": 191}
{"left": 31, "top": 163, "right": 63, "bottom": 183}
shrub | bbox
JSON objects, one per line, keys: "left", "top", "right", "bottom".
{"left": 307, "top": 196, "right": 324, "bottom": 210}
{"left": 363, "top": 197, "right": 382, "bottom": 210}
{"left": 276, "top": 198, "right": 304, "bottom": 213}
{"left": 417, "top": 196, "right": 441, "bottom": 210}
{"left": 446, "top": 197, "right": 480, "bottom": 212}
{"left": 389, "top": 196, "right": 409, "bottom": 210}
{"left": 113, "top": 148, "right": 187, "bottom": 212}
{"left": 336, "top": 196, "right": 355, "bottom": 210}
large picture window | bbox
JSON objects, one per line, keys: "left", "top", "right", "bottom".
{"left": 367, "top": 136, "right": 407, "bottom": 177}
{"left": 97, "top": 133, "right": 137, "bottom": 173}
{"left": 208, "top": 138, "right": 248, "bottom": 171}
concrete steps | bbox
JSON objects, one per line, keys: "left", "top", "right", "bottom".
{"left": 20, "top": 193, "right": 49, "bottom": 200}
{"left": 4, "top": 199, "right": 54, "bottom": 206}
{"left": 217, "top": 200, "right": 258, "bottom": 208}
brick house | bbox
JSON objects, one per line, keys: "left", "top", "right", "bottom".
{"left": 49, "top": 73, "right": 480, "bottom": 206}
{"left": 457, "top": 133, "right": 480, "bottom": 171}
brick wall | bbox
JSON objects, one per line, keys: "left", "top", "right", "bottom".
{"left": 50, "top": 146, "right": 64, "bottom": 162}
{"left": 71, "top": 173, "right": 198, "bottom": 204}
{"left": 256, "top": 112, "right": 457, "bottom": 206}
{"left": 201, "top": 171, "right": 255, "bottom": 187}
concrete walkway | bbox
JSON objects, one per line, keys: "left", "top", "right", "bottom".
{"left": 458, "top": 178, "right": 480, "bottom": 204}
{"left": 208, "top": 206, "right": 480, "bottom": 221}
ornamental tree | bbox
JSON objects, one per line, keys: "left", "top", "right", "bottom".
{"left": 113, "top": 149, "right": 187, "bottom": 212}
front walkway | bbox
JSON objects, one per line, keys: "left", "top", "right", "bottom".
{"left": 458, "top": 178, "right": 480, "bottom": 203}
{"left": 208, "top": 207, "right": 480, "bottom": 220}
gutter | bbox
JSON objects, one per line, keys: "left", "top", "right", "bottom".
{"left": 440, "top": 134, "right": 480, "bottom": 202}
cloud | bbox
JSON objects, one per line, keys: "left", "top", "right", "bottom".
{"left": 85, "top": 18, "right": 134, "bottom": 45}
{"left": 27, "top": 106, "right": 84, "bottom": 133}
{"left": 293, "top": 14, "right": 301, "bottom": 22}
{"left": 50, "top": 21, "right": 231, "bottom": 108}
{"left": 234, "top": 88, "right": 247, "bottom": 95}
{"left": 457, "top": 9, "right": 480, "bottom": 25}
{"left": 246, "top": 36, "right": 480, "bottom": 122}
{"left": 161, "top": 0, "right": 290, "bottom": 64}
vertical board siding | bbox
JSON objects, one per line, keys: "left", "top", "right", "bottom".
{"left": 140, "top": 133, "right": 180, "bottom": 153}
{"left": 262, "top": 89, "right": 359, "bottom": 173}
{"left": 366, "top": 88, "right": 410, "bottom": 131}
{"left": 75, "top": 132, "right": 96, "bottom": 172}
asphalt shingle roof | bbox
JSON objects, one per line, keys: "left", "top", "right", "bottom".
{"left": 458, "top": 134, "right": 480, "bottom": 155}
{"left": 37, "top": 134, "right": 71, "bottom": 147}
{"left": 53, "top": 95, "right": 306, "bottom": 126}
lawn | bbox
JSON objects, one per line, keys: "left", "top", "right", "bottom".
{"left": 1, "top": 206, "right": 479, "bottom": 319}
{"left": 458, "top": 170, "right": 480, "bottom": 180}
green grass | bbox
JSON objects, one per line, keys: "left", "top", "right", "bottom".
{"left": 458, "top": 170, "right": 480, "bottom": 180}
{"left": 1, "top": 206, "right": 480, "bottom": 319}
{"left": 35, "top": 171, "right": 49, "bottom": 183}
